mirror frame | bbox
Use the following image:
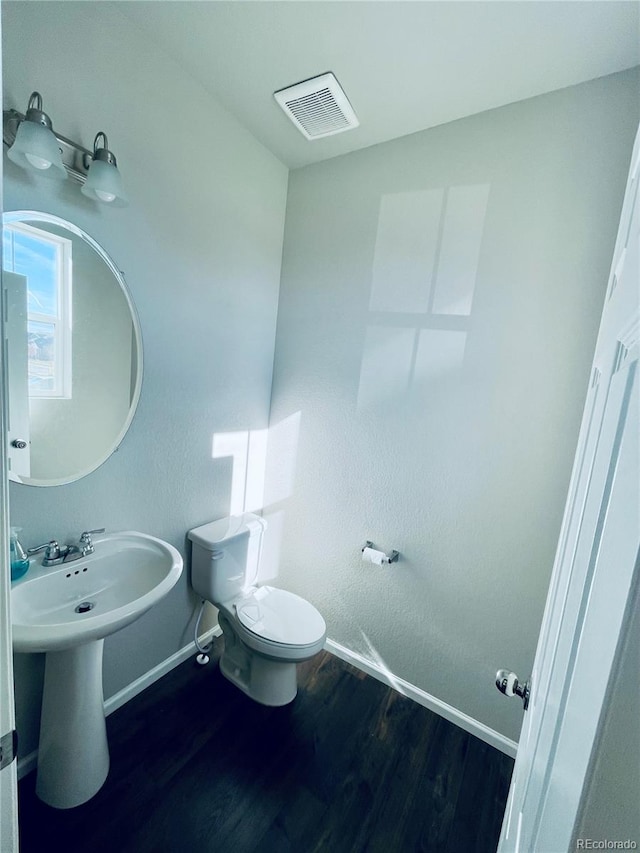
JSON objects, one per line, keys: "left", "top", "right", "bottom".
{"left": 4, "top": 210, "right": 143, "bottom": 487}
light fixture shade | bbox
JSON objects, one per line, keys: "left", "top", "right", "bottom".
{"left": 81, "top": 158, "right": 128, "bottom": 207}
{"left": 7, "top": 119, "right": 67, "bottom": 180}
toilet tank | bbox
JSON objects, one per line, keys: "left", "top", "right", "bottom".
{"left": 188, "top": 513, "right": 267, "bottom": 604}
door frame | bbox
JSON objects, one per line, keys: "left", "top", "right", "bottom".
{"left": 0, "top": 1, "right": 20, "bottom": 837}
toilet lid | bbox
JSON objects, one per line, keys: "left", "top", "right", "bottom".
{"left": 235, "top": 586, "right": 325, "bottom": 645}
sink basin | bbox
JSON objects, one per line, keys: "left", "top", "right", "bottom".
{"left": 12, "top": 530, "right": 182, "bottom": 652}
{"left": 12, "top": 530, "right": 183, "bottom": 809}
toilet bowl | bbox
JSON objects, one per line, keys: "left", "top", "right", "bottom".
{"left": 188, "top": 514, "right": 326, "bottom": 706}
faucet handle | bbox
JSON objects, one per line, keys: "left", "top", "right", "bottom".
{"left": 27, "top": 540, "right": 61, "bottom": 561}
{"left": 79, "top": 528, "right": 105, "bottom": 556}
{"left": 80, "top": 528, "right": 105, "bottom": 541}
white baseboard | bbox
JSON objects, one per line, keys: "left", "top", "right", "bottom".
{"left": 325, "top": 638, "right": 518, "bottom": 759}
{"left": 17, "top": 626, "right": 222, "bottom": 780}
{"left": 104, "top": 625, "right": 222, "bottom": 717}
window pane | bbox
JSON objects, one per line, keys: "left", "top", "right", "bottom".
{"left": 3, "top": 228, "right": 14, "bottom": 270}
{"left": 27, "top": 320, "right": 56, "bottom": 392}
{"left": 12, "top": 232, "right": 58, "bottom": 317}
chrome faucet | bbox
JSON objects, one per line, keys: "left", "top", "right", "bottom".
{"left": 28, "top": 528, "right": 105, "bottom": 566}
{"left": 78, "top": 529, "right": 105, "bottom": 557}
{"left": 28, "top": 540, "right": 65, "bottom": 566}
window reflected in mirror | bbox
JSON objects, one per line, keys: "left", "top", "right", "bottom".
{"left": 4, "top": 222, "right": 72, "bottom": 398}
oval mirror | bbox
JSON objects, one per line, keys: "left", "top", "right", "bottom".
{"left": 3, "top": 211, "right": 142, "bottom": 486}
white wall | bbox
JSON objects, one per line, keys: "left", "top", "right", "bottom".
{"left": 267, "top": 68, "right": 640, "bottom": 743}
{"left": 3, "top": 1, "right": 288, "bottom": 756}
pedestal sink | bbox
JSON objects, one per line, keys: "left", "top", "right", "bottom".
{"left": 11, "top": 530, "right": 183, "bottom": 809}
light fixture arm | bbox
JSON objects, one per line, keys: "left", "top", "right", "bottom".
{"left": 23, "top": 92, "right": 54, "bottom": 130}
{"left": 87, "top": 132, "right": 118, "bottom": 168}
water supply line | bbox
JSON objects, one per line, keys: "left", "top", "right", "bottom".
{"left": 194, "top": 599, "right": 212, "bottom": 665}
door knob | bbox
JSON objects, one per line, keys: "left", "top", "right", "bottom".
{"left": 496, "top": 669, "right": 530, "bottom": 710}
{"left": 11, "top": 439, "right": 27, "bottom": 449}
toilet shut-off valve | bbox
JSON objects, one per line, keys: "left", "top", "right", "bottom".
{"left": 495, "top": 669, "right": 530, "bottom": 710}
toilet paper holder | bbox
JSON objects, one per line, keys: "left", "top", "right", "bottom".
{"left": 362, "top": 541, "right": 399, "bottom": 564}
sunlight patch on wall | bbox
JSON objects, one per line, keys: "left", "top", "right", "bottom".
{"left": 212, "top": 413, "right": 302, "bottom": 582}
{"left": 212, "top": 429, "right": 267, "bottom": 516}
{"left": 357, "top": 629, "right": 408, "bottom": 697}
{"left": 357, "top": 326, "right": 467, "bottom": 408}
{"left": 432, "top": 184, "right": 490, "bottom": 316}
{"left": 369, "top": 189, "right": 444, "bottom": 314}
{"left": 259, "top": 509, "right": 285, "bottom": 584}
{"left": 263, "top": 411, "right": 302, "bottom": 508}
{"left": 212, "top": 411, "right": 301, "bottom": 529}
{"left": 414, "top": 329, "right": 467, "bottom": 382}
{"left": 357, "top": 326, "right": 416, "bottom": 408}
{"left": 357, "top": 183, "right": 490, "bottom": 410}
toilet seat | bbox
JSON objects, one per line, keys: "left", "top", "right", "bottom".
{"left": 236, "top": 586, "right": 325, "bottom": 645}
{"left": 219, "top": 585, "right": 326, "bottom": 661}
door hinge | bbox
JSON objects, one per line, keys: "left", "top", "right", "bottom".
{"left": 0, "top": 729, "right": 18, "bottom": 770}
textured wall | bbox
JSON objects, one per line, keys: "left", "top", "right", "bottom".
{"left": 3, "top": 1, "right": 288, "bottom": 756}
{"left": 267, "top": 69, "right": 639, "bottom": 743}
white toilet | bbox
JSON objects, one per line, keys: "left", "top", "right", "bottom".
{"left": 188, "top": 513, "right": 326, "bottom": 706}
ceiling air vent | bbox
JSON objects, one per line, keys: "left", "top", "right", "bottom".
{"left": 274, "top": 72, "right": 359, "bottom": 140}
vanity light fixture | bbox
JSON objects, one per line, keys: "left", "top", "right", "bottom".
{"left": 6, "top": 92, "right": 66, "bottom": 180}
{"left": 81, "top": 133, "right": 128, "bottom": 207}
{"left": 3, "top": 91, "right": 128, "bottom": 207}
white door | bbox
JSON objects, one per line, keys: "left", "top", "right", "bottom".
{"left": 498, "top": 126, "right": 640, "bottom": 852}
{"left": 0, "top": 254, "right": 20, "bottom": 843}
{"left": 5, "top": 271, "right": 31, "bottom": 479}
{"left": 0, "top": 428, "right": 19, "bottom": 852}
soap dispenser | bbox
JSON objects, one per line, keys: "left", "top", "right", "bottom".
{"left": 10, "top": 527, "right": 30, "bottom": 581}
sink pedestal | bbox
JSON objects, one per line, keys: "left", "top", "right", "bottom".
{"left": 36, "top": 640, "right": 109, "bottom": 809}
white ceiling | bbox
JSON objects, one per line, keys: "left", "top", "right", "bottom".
{"left": 115, "top": 1, "right": 640, "bottom": 169}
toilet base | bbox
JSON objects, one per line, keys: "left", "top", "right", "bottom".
{"left": 218, "top": 613, "right": 298, "bottom": 706}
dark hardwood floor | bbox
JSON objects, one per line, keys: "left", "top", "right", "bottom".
{"left": 18, "top": 640, "right": 513, "bottom": 852}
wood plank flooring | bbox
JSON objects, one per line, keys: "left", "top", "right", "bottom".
{"left": 18, "top": 640, "right": 513, "bottom": 852}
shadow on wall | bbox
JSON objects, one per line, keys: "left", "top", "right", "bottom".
{"left": 211, "top": 411, "right": 302, "bottom": 583}
{"left": 358, "top": 184, "right": 490, "bottom": 409}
